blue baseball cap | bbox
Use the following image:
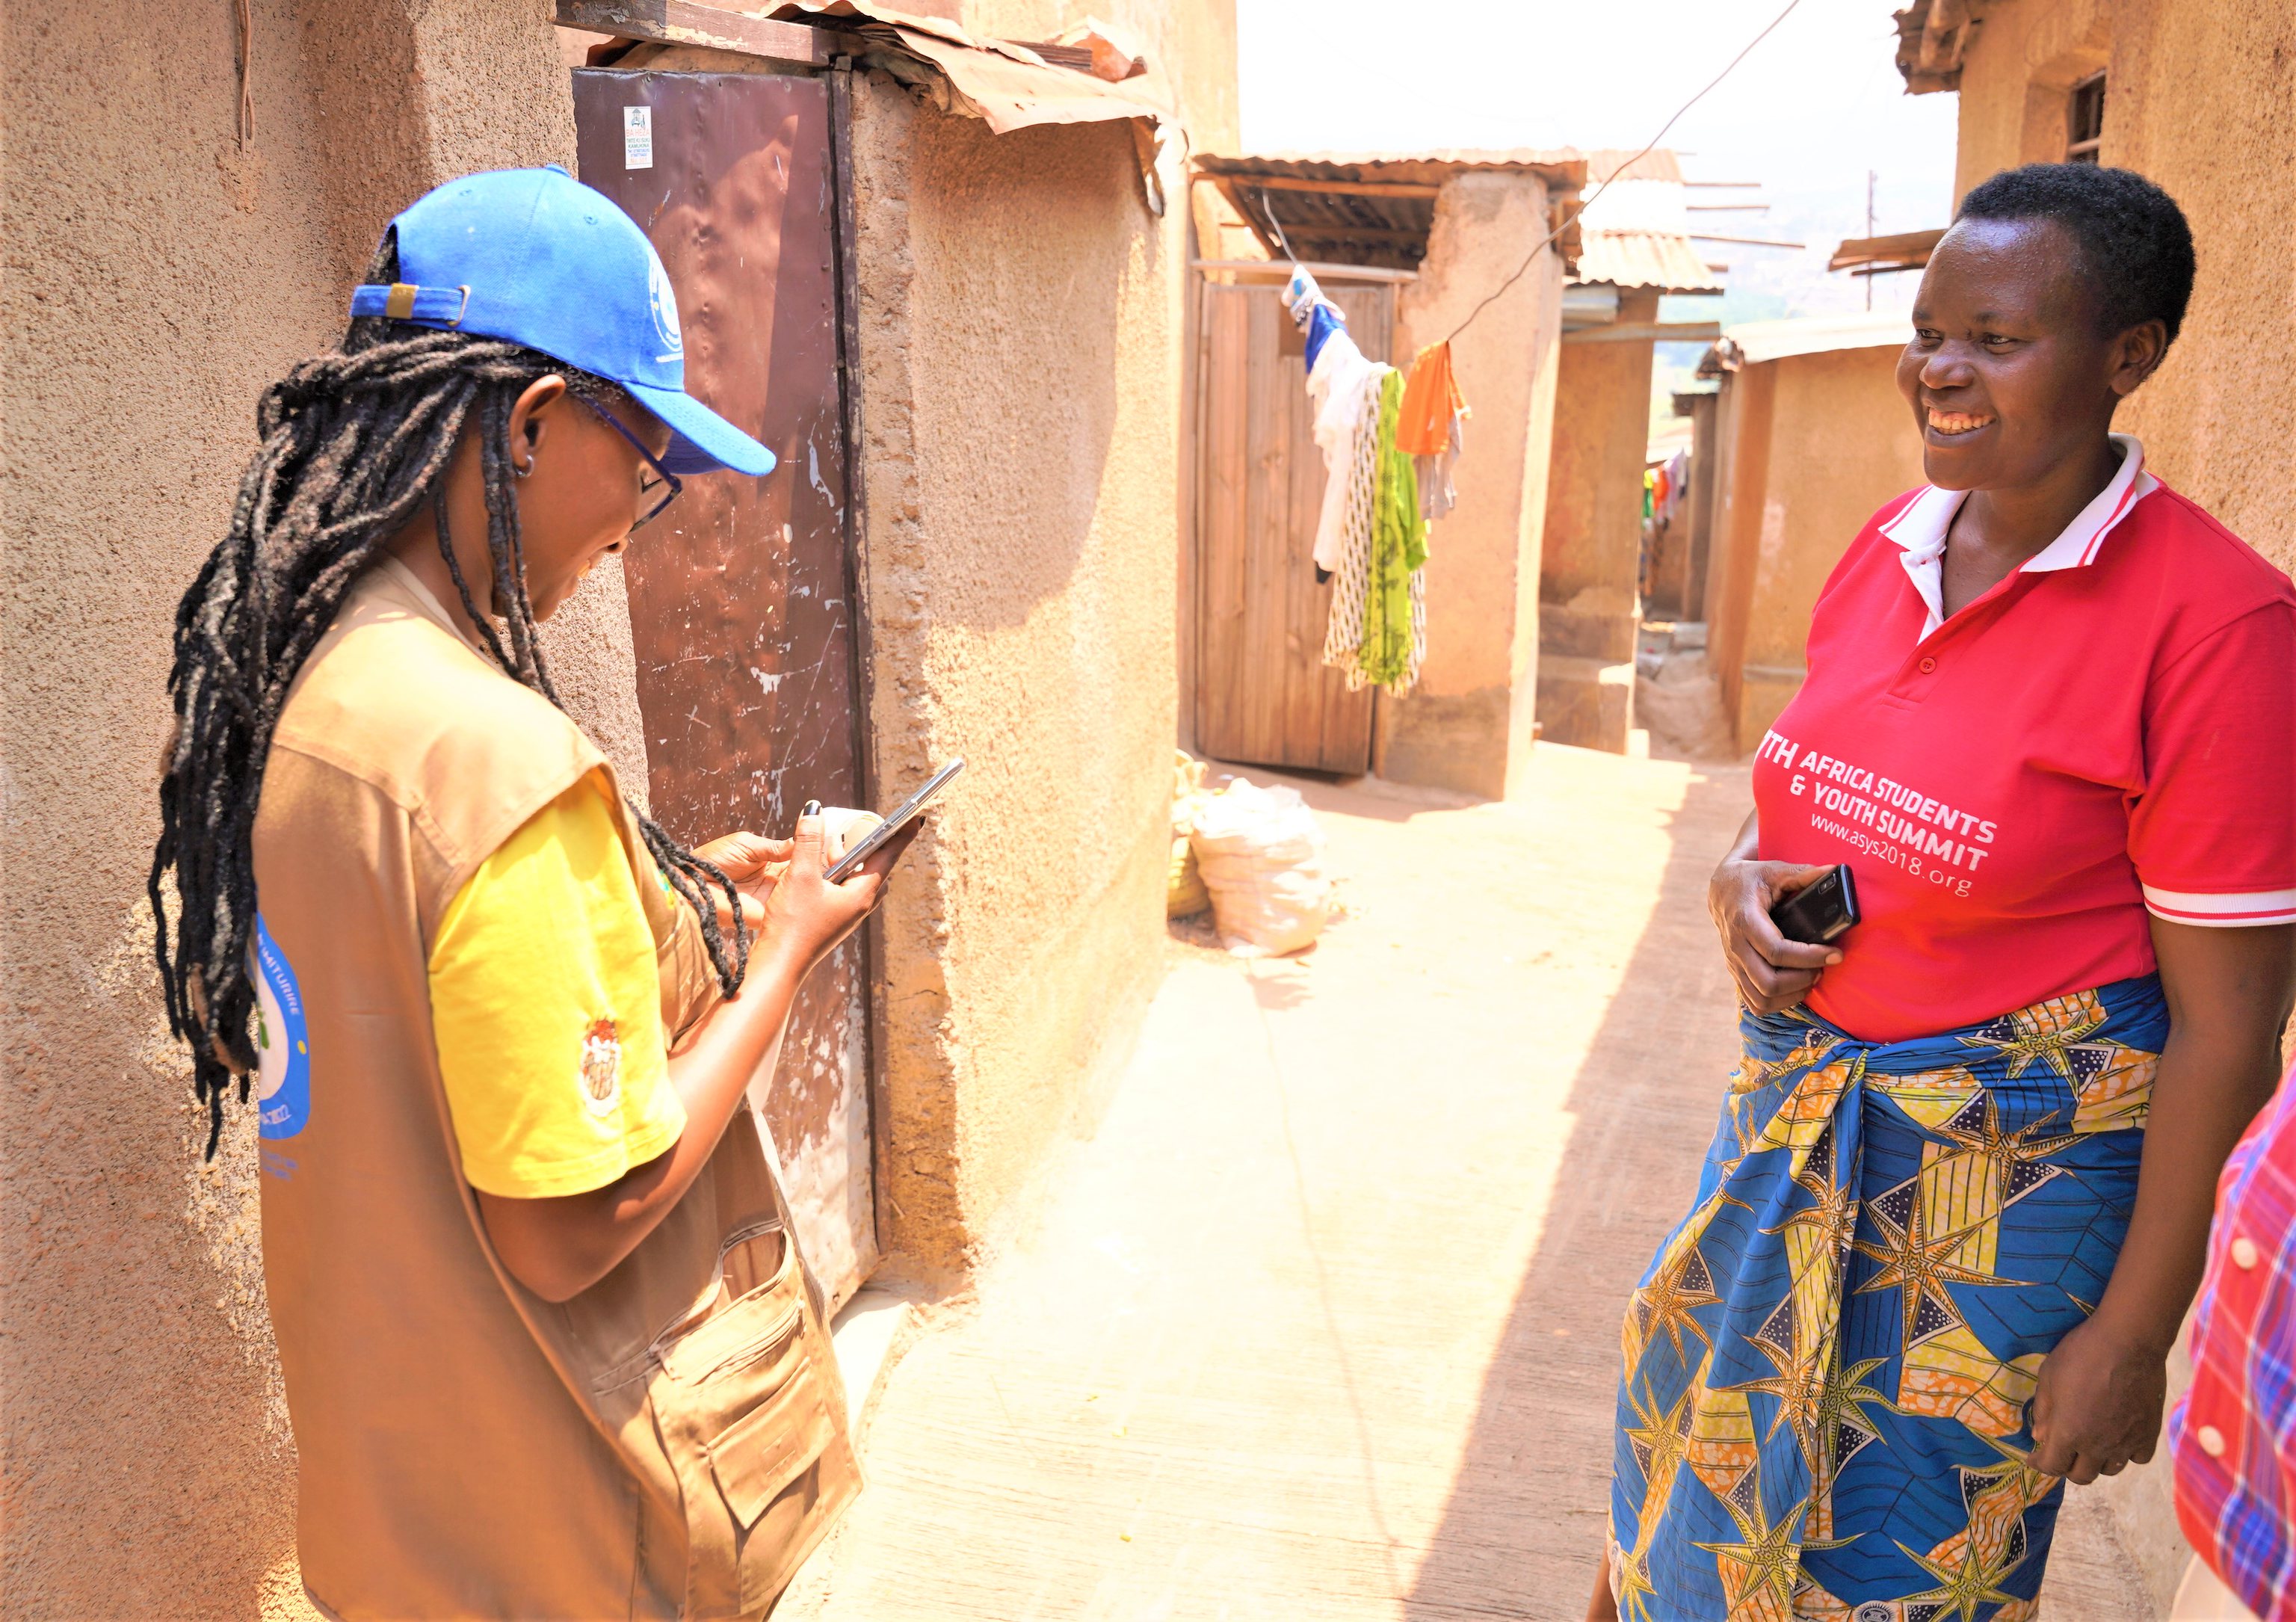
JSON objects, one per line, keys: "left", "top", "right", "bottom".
{"left": 349, "top": 165, "right": 774, "bottom": 478}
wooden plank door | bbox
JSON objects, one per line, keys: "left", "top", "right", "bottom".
{"left": 1194, "top": 279, "right": 1390, "bottom": 774}
{"left": 571, "top": 69, "right": 876, "bottom": 1308}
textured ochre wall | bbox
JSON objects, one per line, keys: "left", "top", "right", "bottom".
{"left": 1725, "top": 345, "right": 1926, "bottom": 747}
{"left": 1536, "top": 289, "right": 1663, "bottom": 752}
{"left": 1376, "top": 170, "right": 1564, "bottom": 801}
{"left": 1541, "top": 292, "right": 1663, "bottom": 625}
{"left": 1948, "top": 0, "right": 2111, "bottom": 202}
{"left": 847, "top": 75, "right": 1184, "bottom": 1269}
{"left": 1947, "top": 0, "right": 2296, "bottom": 575}
{"left": 2092, "top": 0, "right": 2296, "bottom": 575}
{"left": 1, "top": 2, "right": 644, "bottom": 1615}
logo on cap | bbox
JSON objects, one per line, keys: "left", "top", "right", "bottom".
{"left": 647, "top": 250, "right": 683, "bottom": 363}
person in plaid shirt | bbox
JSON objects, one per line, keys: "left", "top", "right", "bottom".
{"left": 2174, "top": 1064, "right": 2296, "bottom": 1621}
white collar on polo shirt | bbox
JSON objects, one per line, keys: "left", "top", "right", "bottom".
{"left": 1877, "top": 432, "right": 2160, "bottom": 637}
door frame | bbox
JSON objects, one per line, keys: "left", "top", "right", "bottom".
{"left": 821, "top": 62, "right": 898, "bottom": 1276}
{"left": 1188, "top": 268, "right": 1397, "bottom": 775}
{"left": 567, "top": 48, "right": 886, "bottom": 1300}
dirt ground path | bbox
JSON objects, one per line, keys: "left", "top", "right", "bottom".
{"left": 782, "top": 744, "right": 2154, "bottom": 1621}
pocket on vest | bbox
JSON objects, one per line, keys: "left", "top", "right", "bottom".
{"left": 648, "top": 1221, "right": 840, "bottom": 1618}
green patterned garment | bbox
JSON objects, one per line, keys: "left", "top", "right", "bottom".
{"left": 1357, "top": 369, "right": 1427, "bottom": 688}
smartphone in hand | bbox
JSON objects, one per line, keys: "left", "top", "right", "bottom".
{"left": 1769, "top": 865, "right": 1860, "bottom": 946}
{"left": 824, "top": 759, "right": 964, "bottom": 882}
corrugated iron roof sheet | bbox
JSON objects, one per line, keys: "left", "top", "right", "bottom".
{"left": 1700, "top": 312, "right": 1913, "bottom": 372}
{"left": 1573, "top": 230, "right": 1723, "bottom": 295}
{"left": 1195, "top": 149, "right": 1587, "bottom": 184}
{"left": 1566, "top": 161, "right": 1719, "bottom": 294}
{"left": 1577, "top": 148, "right": 1688, "bottom": 185}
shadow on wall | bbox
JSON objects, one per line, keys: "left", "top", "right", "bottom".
{"left": 1401, "top": 767, "right": 1752, "bottom": 1613}
{"left": 905, "top": 112, "right": 1153, "bottom": 629}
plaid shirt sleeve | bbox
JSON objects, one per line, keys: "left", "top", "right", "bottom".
{"left": 2173, "top": 1064, "right": 2296, "bottom": 1621}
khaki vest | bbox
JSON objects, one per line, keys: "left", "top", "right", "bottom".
{"left": 251, "top": 563, "right": 859, "bottom": 1620}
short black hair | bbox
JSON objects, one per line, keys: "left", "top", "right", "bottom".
{"left": 1955, "top": 163, "right": 2196, "bottom": 345}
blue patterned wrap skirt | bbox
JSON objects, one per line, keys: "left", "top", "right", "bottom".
{"left": 1607, "top": 975, "right": 2166, "bottom": 1622}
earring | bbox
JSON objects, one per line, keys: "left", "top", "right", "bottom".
{"left": 512, "top": 458, "right": 534, "bottom": 478}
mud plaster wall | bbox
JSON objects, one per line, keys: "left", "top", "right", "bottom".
{"left": 1, "top": 4, "right": 646, "bottom": 1615}
{"left": 848, "top": 76, "right": 1184, "bottom": 1268}
{"left": 1729, "top": 345, "right": 1925, "bottom": 746}
{"left": 1541, "top": 291, "right": 1662, "bottom": 631}
{"left": 1377, "top": 171, "right": 1563, "bottom": 802}
{"left": 1949, "top": 0, "right": 2296, "bottom": 576}
{"left": 966, "top": 0, "right": 1240, "bottom": 774}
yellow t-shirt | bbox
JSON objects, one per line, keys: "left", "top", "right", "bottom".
{"left": 428, "top": 771, "right": 687, "bottom": 1198}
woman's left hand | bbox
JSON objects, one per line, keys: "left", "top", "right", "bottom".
{"left": 2028, "top": 1316, "right": 2167, "bottom": 1483}
{"left": 690, "top": 832, "right": 791, "bottom": 934}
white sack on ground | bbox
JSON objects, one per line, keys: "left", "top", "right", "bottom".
{"left": 1188, "top": 779, "right": 1330, "bottom": 956}
{"left": 1634, "top": 650, "right": 1735, "bottom": 762}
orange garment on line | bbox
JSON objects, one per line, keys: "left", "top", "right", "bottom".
{"left": 1395, "top": 340, "right": 1466, "bottom": 456}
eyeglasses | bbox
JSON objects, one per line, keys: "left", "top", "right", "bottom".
{"left": 579, "top": 395, "right": 682, "bottom": 531}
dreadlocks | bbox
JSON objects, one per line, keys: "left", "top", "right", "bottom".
{"left": 152, "top": 240, "right": 748, "bottom": 1159}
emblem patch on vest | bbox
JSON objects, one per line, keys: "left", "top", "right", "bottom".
{"left": 579, "top": 1017, "right": 622, "bottom": 1117}
{"left": 252, "top": 915, "right": 311, "bottom": 1146}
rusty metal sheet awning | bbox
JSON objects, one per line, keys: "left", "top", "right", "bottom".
{"left": 566, "top": 1, "right": 1181, "bottom": 212}
{"left": 765, "top": 0, "right": 1174, "bottom": 132}
{"left": 1192, "top": 150, "right": 1586, "bottom": 274}
{"left": 1892, "top": 0, "right": 1987, "bottom": 93}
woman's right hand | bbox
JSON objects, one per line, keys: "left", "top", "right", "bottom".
{"left": 1709, "top": 857, "right": 1842, "bottom": 1014}
{"left": 753, "top": 807, "right": 921, "bottom": 977}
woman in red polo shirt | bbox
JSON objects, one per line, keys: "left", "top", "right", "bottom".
{"left": 1594, "top": 164, "right": 2296, "bottom": 1621}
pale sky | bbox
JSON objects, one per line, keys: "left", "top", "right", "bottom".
{"left": 1234, "top": 0, "right": 1963, "bottom": 327}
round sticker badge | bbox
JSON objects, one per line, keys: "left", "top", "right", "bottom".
{"left": 253, "top": 916, "right": 311, "bottom": 1140}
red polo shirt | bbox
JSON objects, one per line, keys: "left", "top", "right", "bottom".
{"left": 1753, "top": 436, "right": 2296, "bottom": 1042}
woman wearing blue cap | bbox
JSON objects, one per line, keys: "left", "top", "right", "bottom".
{"left": 149, "top": 167, "right": 900, "bottom": 1617}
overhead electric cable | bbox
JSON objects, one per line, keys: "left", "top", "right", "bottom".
{"left": 1439, "top": 0, "right": 1805, "bottom": 346}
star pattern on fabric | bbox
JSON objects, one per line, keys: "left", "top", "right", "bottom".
{"left": 1624, "top": 1374, "right": 1698, "bottom": 1503}
{"left": 1851, "top": 1176, "right": 2000, "bottom": 1349}
{"left": 1930, "top": 1091, "right": 2077, "bottom": 1213}
{"left": 1730, "top": 1026, "right": 1844, "bottom": 1096}
{"left": 1955, "top": 993, "right": 2111, "bottom": 1082}
{"left": 1800, "top": 1356, "right": 1892, "bottom": 1546}
{"left": 1891, "top": 1457, "right": 2048, "bottom": 1622}
{"left": 1617, "top": 1371, "right": 1704, "bottom": 1622}
{"left": 1735, "top": 1291, "right": 1829, "bottom": 1455}
{"left": 1611, "top": 978, "right": 2163, "bottom": 1622}
{"left": 1693, "top": 1485, "right": 1807, "bottom": 1622}
{"left": 1771, "top": 1120, "right": 1860, "bottom": 1262}
{"left": 2070, "top": 1044, "right": 2158, "bottom": 1137}
{"left": 1632, "top": 1236, "right": 1723, "bottom": 1366}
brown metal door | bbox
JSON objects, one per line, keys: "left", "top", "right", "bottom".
{"left": 1194, "top": 278, "right": 1390, "bottom": 774}
{"left": 573, "top": 70, "right": 875, "bottom": 1307}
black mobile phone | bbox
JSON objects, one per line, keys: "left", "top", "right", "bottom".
{"left": 1770, "top": 864, "right": 1860, "bottom": 946}
{"left": 824, "top": 758, "right": 965, "bottom": 882}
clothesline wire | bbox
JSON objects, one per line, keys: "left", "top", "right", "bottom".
{"left": 1259, "top": 195, "right": 1299, "bottom": 265}
{"left": 1435, "top": 0, "right": 1806, "bottom": 348}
